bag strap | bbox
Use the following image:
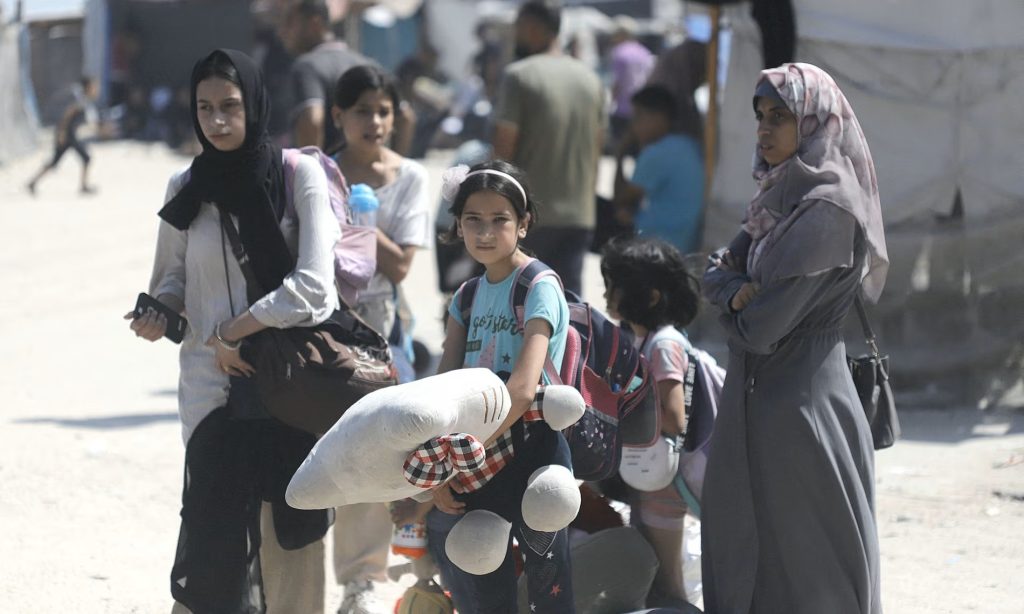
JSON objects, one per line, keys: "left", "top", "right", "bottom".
{"left": 673, "top": 474, "right": 702, "bottom": 520}
{"left": 510, "top": 260, "right": 564, "bottom": 385}
{"left": 281, "top": 148, "right": 301, "bottom": 220}
{"left": 458, "top": 260, "right": 565, "bottom": 386}
{"left": 457, "top": 276, "right": 481, "bottom": 330}
{"left": 509, "top": 259, "right": 560, "bottom": 332}
{"left": 218, "top": 208, "right": 266, "bottom": 304}
{"left": 853, "top": 295, "right": 882, "bottom": 361}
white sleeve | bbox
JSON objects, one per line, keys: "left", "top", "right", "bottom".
{"left": 388, "top": 162, "right": 433, "bottom": 249}
{"left": 249, "top": 156, "right": 341, "bottom": 328}
{"left": 148, "top": 171, "right": 189, "bottom": 303}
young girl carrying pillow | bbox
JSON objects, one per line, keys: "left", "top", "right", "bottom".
{"left": 431, "top": 159, "right": 576, "bottom": 614}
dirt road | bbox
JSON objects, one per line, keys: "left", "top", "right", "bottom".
{"left": 1, "top": 142, "right": 1021, "bottom": 613}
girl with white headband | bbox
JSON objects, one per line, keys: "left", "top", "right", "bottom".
{"left": 426, "top": 159, "right": 576, "bottom": 613}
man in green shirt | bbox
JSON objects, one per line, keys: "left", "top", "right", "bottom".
{"left": 492, "top": 1, "right": 605, "bottom": 295}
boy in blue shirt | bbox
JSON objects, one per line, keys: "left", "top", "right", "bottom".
{"left": 613, "top": 85, "right": 705, "bottom": 254}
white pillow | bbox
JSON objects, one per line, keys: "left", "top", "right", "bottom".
{"left": 287, "top": 368, "right": 511, "bottom": 509}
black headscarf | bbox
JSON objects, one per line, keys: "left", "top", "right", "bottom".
{"left": 159, "top": 49, "right": 293, "bottom": 296}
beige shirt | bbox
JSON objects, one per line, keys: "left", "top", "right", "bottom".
{"left": 149, "top": 155, "right": 340, "bottom": 443}
{"left": 496, "top": 54, "right": 605, "bottom": 229}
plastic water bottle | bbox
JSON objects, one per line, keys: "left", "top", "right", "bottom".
{"left": 391, "top": 521, "right": 428, "bottom": 560}
{"left": 349, "top": 183, "right": 379, "bottom": 228}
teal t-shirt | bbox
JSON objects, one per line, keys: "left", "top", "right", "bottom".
{"left": 631, "top": 133, "right": 705, "bottom": 254}
{"left": 449, "top": 263, "right": 569, "bottom": 383}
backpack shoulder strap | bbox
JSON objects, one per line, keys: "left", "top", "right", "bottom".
{"left": 510, "top": 259, "right": 562, "bottom": 333}
{"left": 456, "top": 276, "right": 482, "bottom": 328}
{"left": 682, "top": 348, "right": 700, "bottom": 417}
{"left": 281, "top": 148, "right": 303, "bottom": 219}
{"left": 282, "top": 147, "right": 352, "bottom": 220}
{"left": 509, "top": 259, "right": 564, "bottom": 384}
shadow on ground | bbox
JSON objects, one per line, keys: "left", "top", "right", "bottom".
{"left": 13, "top": 412, "right": 178, "bottom": 430}
{"left": 897, "top": 407, "right": 1024, "bottom": 444}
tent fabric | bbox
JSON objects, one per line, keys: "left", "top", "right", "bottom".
{"left": 0, "top": 24, "right": 40, "bottom": 165}
{"left": 705, "top": 5, "right": 1024, "bottom": 285}
{"left": 702, "top": 4, "right": 1024, "bottom": 389}
{"left": 794, "top": 0, "right": 1024, "bottom": 50}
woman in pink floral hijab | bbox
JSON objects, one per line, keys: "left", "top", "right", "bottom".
{"left": 701, "top": 63, "right": 885, "bottom": 614}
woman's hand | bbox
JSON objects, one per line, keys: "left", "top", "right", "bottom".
{"left": 430, "top": 482, "right": 465, "bottom": 515}
{"left": 731, "top": 283, "right": 759, "bottom": 312}
{"left": 124, "top": 308, "right": 167, "bottom": 342}
{"left": 205, "top": 325, "right": 256, "bottom": 377}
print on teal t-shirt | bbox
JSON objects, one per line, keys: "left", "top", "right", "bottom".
{"left": 631, "top": 133, "right": 705, "bottom": 254}
{"left": 449, "top": 262, "right": 569, "bottom": 383}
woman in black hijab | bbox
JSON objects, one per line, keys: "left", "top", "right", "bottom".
{"left": 129, "top": 49, "right": 341, "bottom": 613}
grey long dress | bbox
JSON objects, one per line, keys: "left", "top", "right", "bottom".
{"left": 701, "top": 201, "right": 882, "bottom": 614}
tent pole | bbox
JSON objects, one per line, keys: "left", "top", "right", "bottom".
{"left": 704, "top": 5, "right": 722, "bottom": 200}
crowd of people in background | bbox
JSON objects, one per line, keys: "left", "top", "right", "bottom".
{"left": 123, "top": 0, "right": 886, "bottom": 613}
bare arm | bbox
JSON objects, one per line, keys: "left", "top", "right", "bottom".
{"left": 218, "top": 310, "right": 268, "bottom": 343}
{"left": 613, "top": 148, "right": 645, "bottom": 215}
{"left": 294, "top": 105, "right": 325, "bottom": 149}
{"left": 376, "top": 231, "right": 417, "bottom": 284}
{"left": 657, "top": 379, "right": 687, "bottom": 437}
{"left": 436, "top": 316, "right": 467, "bottom": 375}
{"left": 485, "top": 317, "right": 552, "bottom": 446}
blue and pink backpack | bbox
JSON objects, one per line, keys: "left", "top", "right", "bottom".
{"left": 457, "top": 259, "right": 654, "bottom": 481}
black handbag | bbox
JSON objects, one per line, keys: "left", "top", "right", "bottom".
{"left": 847, "top": 296, "right": 900, "bottom": 450}
{"left": 219, "top": 211, "right": 397, "bottom": 435}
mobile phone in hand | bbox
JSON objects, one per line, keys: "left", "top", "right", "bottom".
{"left": 133, "top": 293, "right": 187, "bottom": 344}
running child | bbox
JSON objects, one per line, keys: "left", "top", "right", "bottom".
{"left": 27, "top": 77, "right": 100, "bottom": 196}
{"left": 600, "top": 236, "right": 701, "bottom": 606}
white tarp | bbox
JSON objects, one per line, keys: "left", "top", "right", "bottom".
{"left": 701, "top": 3, "right": 1024, "bottom": 394}
{"left": 705, "top": 3, "right": 1024, "bottom": 291}
{"left": 795, "top": 0, "right": 1024, "bottom": 51}
{"left": 0, "top": 24, "right": 40, "bottom": 164}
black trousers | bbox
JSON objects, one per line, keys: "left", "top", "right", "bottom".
{"left": 458, "top": 422, "right": 577, "bottom": 614}
{"left": 50, "top": 134, "right": 90, "bottom": 167}
{"left": 170, "top": 406, "right": 330, "bottom": 614}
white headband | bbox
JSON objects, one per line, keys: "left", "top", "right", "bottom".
{"left": 440, "top": 165, "right": 528, "bottom": 209}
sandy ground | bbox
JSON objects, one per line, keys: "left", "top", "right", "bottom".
{"left": 1, "top": 141, "right": 1022, "bottom": 613}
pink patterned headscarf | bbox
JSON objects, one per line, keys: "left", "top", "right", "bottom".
{"left": 743, "top": 63, "right": 889, "bottom": 302}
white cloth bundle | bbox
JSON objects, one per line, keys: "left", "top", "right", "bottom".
{"left": 287, "top": 368, "right": 512, "bottom": 509}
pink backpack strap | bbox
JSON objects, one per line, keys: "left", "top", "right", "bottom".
{"left": 281, "top": 148, "right": 303, "bottom": 219}
{"left": 509, "top": 259, "right": 562, "bottom": 332}
{"left": 281, "top": 146, "right": 351, "bottom": 222}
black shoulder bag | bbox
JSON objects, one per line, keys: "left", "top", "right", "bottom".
{"left": 848, "top": 296, "right": 900, "bottom": 450}
{"left": 219, "top": 210, "right": 397, "bottom": 435}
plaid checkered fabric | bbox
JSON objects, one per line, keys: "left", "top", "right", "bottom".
{"left": 451, "top": 429, "right": 516, "bottom": 492}
{"left": 405, "top": 387, "right": 551, "bottom": 493}
{"left": 403, "top": 433, "right": 487, "bottom": 488}
{"left": 523, "top": 385, "right": 545, "bottom": 422}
